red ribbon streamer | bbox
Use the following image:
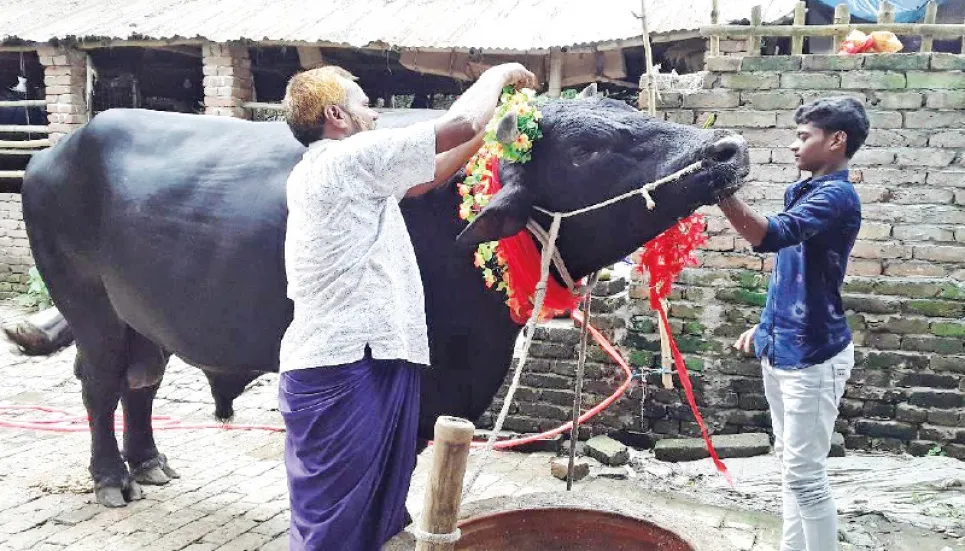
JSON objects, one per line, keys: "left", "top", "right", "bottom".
{"left": 639, "top": 214, "right": 732, "bottom": 485}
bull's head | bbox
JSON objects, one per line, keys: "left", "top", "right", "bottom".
{"left": 455, "top": 85, "right": 749, "bottom": 281}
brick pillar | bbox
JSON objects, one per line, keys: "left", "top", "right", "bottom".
{"left": 37, "top": 46, "right": 88, "bottom": 144}
{"left": 202, "top": 44, "right": 252, "bottom": 118}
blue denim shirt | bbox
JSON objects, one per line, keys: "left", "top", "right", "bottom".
{"left": 752, "top": 170, "right": 861, "bottom": 369}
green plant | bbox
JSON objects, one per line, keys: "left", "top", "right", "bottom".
{"left": 15, "top": 267, "right": 53, "bottom": 312}
{"left": 927, "top": 444, "right": 947, "bottom": 457}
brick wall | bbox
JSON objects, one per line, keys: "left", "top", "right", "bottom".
{"left": 483, "top": 52, "right": 965, "bottom": 460}
{"left": 0, "top": 194, "right": 30, "bottom": 297}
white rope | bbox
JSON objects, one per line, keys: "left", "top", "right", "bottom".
{"left": 532, "top": 160, "right": 703, "bottom": 219}
{"left": 410, "top": 525, "right": 462, "bottom": 544}
{"left": 462, "top": 213, "right": 563, "bottom": 499}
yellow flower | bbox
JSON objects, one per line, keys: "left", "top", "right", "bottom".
{"left": 514, "top": 134, "right": 531, "bottom": 149}
{"left": 459, "top": 204, "right": 472, "bottom": 220}
{"left": 457, "top": 184, "right": 470, "bottom": 196}
{"left": 533, "top": 110, "right": 542, "bottom": 121}
{"left": 484, "top": 271, "right": 496, "bottom": 288}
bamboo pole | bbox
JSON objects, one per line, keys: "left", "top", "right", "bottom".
{"left": 0, "top": 125, "right": 49, "bottom": 134}
{"left": 832, "top": 4, "right": 852, "bottom": 52}
{"left": 85, "top": 54, "right": 94, "bottom": 122}
{"left": 878, "top": 1, "right": 896, "bottom": 24}
{"left": 547, "top": 47, "right": 563, "bottom": 98}
{"left": 702, "top": 23, "right": 965, "bottom": 38}
{"left": 709, "top": 0, "right": 720, "bottom": 56}
{"left": 922, "top": 1, "right": 938, "bottom": 52}
{"left": 0, "top": 150, "right": 36, "bottom": 156}
{"left": 416, "top": 416, "right": 474, "bottom": 551}
{"left": 0, "top": 171, "right": 25, "bottom": 179}
{"left": 0, "top": 100, "right": 46, "bottom": 108}
{"left": 791, "top": 1, "right": 808, "bottom": 55}
{"left": 748, "top": 5, "right": 763, "bottom": 56}
{"left": 639, "top": 0, "right": 657, "bottom": 117}
{"left": 0, "top": 139, "right": 50, "bottom": 149}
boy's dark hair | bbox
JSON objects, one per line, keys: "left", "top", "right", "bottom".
{"left": 793, "top": 97, "right": 870, "bottom": 158}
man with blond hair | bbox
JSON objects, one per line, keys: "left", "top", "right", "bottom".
{"left": 278, "top": 63, "right": 536, "bottom": 551}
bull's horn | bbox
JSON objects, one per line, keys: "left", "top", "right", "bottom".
{"left": 495, "top": 110, "right": 520, "bottom": 144}
{"left": 577, "top": 82, "right": 598, "bottom": 99}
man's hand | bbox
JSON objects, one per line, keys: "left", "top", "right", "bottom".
{"left": 491, "top": 63, "right": 538, "bottom": 90}
{"left": 734, "top": 324, "right": 758, "bottom": 355}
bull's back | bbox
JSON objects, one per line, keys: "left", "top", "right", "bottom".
{"left": 28, "top": 109, "right": 306, "bottom": 370}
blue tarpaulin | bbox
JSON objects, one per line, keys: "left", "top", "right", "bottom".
{"left": 811, "top": 0, "right": 949, "bottom": 22}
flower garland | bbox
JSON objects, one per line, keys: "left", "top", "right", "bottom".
{"left": 458, "top": 87, "right": 581, "bottom": 324}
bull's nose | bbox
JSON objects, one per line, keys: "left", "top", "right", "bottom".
{"left": 709, "top": 135, "right": 745, "bottom": 164}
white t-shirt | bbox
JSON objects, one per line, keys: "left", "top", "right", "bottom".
{"left": 279, "top": 122, "right": 437, "bottom": 372}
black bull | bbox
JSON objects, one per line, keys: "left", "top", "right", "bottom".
{"left": 20, "top": 93, "right": 749, "bottom": 507}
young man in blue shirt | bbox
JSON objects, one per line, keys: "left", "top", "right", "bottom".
{"left": 718, "top": 97, "right": 870, "bottom": 551}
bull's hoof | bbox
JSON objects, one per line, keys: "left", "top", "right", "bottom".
{"left": 95, "top": 486, "right": 128, "bottom": 508}
{"left": 133, "top": 465, "right": 171, "bottom": 485}
{"left": 131, "top": 454, "right": 179, "bottom": 485}
{"left": 94, "top": 479, "right": 143, "bottom": 507}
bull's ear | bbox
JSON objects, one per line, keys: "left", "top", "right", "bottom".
{"left": 577, "top": 82, "right": 598, "bottom": 99}
{"left": 456, "top": 184, "right": 533, "bottom": 247}
{"left": 495, "top": 110, "right": 520, "bottom": 144}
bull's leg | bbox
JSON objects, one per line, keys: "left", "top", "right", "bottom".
{"left": 122, "top": 333, "right": 178, "bottom": 485}
{"left": 123, "top": 382, "right": 180, "bottom": 485}
{"left": 77, "top": 349, "right": 144, "bottom": 508}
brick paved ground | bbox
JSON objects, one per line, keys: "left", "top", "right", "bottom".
{"left": 0, "top": 302, "right": 962, "bottom": 551}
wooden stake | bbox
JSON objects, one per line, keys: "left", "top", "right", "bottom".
{"left": 709, "top": 0, "right": 720, "bottom": 56}
{"left": 416, "top": 416, "right": 475, "bottom": 551}
{"left": 659, "top": 299, "right": 673, "bottom": 389}
{"left": 833, "top": 4, "right": 852, "bottom": 52}
{"left": 922, "top": 1, "right": 938, "bottom": 52}
{"left": 878, "top": 0, "right": 896, "bottom": 24}
{"left": 748, "top": 5, "right": 763, "bottom": 56}
{"left": 791, "top": 1, "right": 807, "bottom": 55}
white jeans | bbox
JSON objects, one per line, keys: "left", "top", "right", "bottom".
{"left": 763, "top": 343, "right": 854, "bottom": 551}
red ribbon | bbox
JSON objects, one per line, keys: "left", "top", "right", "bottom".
{"left": 639, "top": 214, "right": 732, "bottom": 485}
{"left": 489, "top": 157, "right": 581, "bottom": 324}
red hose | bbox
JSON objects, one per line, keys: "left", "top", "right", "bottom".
{"left": 0, "top": 314, "right": 629, "bottom": 443}
{"left": 0, "top": 405, "right": 284, "bottom": 433}
{"left": 468, "top": 311, "right": 633, "bottom": 449}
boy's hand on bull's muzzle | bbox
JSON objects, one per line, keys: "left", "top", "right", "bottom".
{"left": 493, "top": 63, "right": 538, "bottom": 90}
{"left": 734, "top": 324, "right": 758, "bottom": 356}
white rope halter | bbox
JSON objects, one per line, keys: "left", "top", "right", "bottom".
{"left": 524, "top": 160, "right": 705, "bottom": 294}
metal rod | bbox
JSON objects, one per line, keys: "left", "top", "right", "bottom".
{"left": 0, "top": 170, "right": 25, "bottom": 179}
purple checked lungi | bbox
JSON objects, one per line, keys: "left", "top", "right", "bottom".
{"left": 279, "top": 354, "right": 420, "bottom": 551}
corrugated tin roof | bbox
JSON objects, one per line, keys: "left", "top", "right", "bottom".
{"left": 0, "top": 0, "right": 798, "bottom": 51}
